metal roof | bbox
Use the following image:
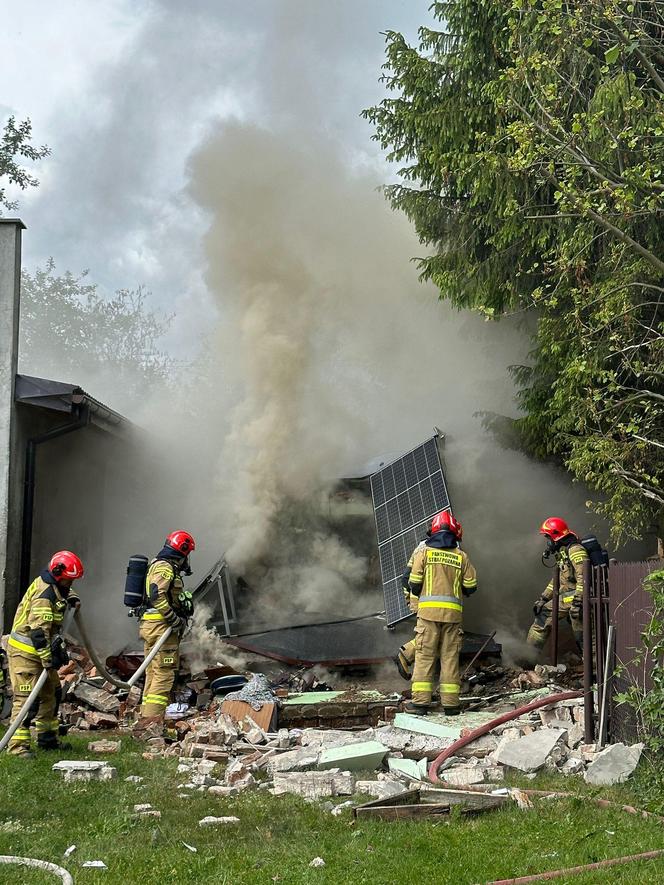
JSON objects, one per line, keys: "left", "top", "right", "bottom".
{"left": 15, "top": 373, "right": 128, "bottom": 432}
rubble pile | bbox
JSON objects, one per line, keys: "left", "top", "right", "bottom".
{"left": 128, "top": 680, "right": 642, "bottom": 802}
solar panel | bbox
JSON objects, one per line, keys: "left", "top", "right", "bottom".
{"left": 370, "top": 435, "right": 451, "bottom": 626}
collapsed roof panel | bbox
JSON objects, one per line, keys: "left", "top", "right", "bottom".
{"left": 371, "top": 434, "right": 451, "bottom": 626}
{"left": 224, "top": 615, "right": 501, "bottom": 667}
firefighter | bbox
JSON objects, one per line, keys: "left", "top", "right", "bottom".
{"left": 405, "top": 511, "right": 477, "bottom": 716}
{"left": 7, "top": 551, "right": 84, "bottom": 758}
{"left": 395, "top": 535, "right": 428, "bottom": 680}
{"left": 134, "top": 530, "right": 196, "bottom": 737}
{"left": 526, "top": 517, "right": 589, "bottom": 652}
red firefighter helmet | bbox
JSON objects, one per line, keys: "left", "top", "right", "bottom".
{"left": 539, "top": 517, "right": 573, "bottom": 542}
{"left": 165, "top": 530, "right": 196, "bottom": 556}
{"left": 431, "top": 510, "right": 463, "bottom": 540}
{"left": 48, "top": 551, "right": 84, "bottom": 580}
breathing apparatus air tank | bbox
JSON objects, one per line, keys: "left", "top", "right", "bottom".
{"left": 124, "top": 554, "right": 149, "bottom": 610}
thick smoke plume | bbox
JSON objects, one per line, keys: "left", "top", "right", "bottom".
{"left": 17, "top": 1, "right": 642, "bottom": 660}
{"left": 187, "top": 119, "right": 598, "bottom": 645}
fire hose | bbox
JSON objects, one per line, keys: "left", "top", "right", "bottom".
{"left": 0, "top": 857, "right": 73, "bottom": 885}
{"left": 428, "top": 690, "right": 584, "bottom": 783}
{"left": 0, "top": 609, "right": 76, "bottom": 754}
{"left": 72, "top": 612, "right": 172, "bottom": 689}
{"left": 72, "top": 610, "right": 130, "bottom": 690}
{"left": 0, "top": 615, "right": 173, "bottom": 751}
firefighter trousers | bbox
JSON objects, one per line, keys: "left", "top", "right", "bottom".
{"left": 526, "top": 604, "right": 583, "bottom": 651}
{"left": 139, "top": 622, "right": 180, "bottom": 718}
{"left": 411, "top": 618, "right": 463, "bottom": 709}
{"left": 7, "top": 652, "right": 60, "bottom": 755}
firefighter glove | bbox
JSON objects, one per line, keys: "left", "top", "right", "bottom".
{"left": 51, "top": 636, "right": 70, "bottom": 669}
{"left": 569, "top": 599, "right": 583, "bottom": 618}
{"left": 66, "top": 592, "right": 81, "bottom": 609}
{"left": 176, "top": 590, "right": 194, "bottom": 618}
{"left": 533, "top": 598, "right": 545, "bottom": 617}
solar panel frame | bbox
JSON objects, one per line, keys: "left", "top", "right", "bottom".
{"left": 370, "top": 435, "right": 452, "bottom": 626}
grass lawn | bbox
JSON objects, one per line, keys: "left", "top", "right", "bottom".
{"left": 1, "top": 733, "right": 664, "bottom": 884}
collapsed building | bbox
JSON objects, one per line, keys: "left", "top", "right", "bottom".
{"left": 192, "top": 432, "right": 501, "bottom": 668}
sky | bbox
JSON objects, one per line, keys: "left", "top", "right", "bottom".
{"left": 2, "top": 0, "right": 432, "bottom": 354}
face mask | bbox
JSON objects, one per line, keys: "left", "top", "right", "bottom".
{"left": 542, "top": 537, "right": 558, "bottom": 566}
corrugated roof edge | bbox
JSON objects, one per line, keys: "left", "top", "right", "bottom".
{"left": 15, "top": 373, "right": 129, "bottom": 432}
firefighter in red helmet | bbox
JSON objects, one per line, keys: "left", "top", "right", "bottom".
{"left": 7, "top": 551, "right": 84, "bottom": 757}
{"left": 405, "top": 511, "right": 477, "bottom": 716}
{"left": 134, "top": 531, "right": 196, "bottom": 738}
{"left": 526, "top": 517, "right": 589, "bottom": 652}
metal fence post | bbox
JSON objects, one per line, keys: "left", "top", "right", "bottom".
{"left": 551, "top": 567, "right": 560, "bottom": 666}
{"left": 582, "top": 558, "right": 595, "bottom": 743}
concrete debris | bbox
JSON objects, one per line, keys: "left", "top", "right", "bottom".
{"left": 561, "top": 757, "right": 585, "bottom": 776}
{"left": 457, "top": 734, "right": 498, "bottom": 759}
{"left": 330, "top": 800, "right": 354, "bottom": 816}
{"left": 244, "top": 721, "right": 268, "bottom": 745}
{"left": 84, "top": 712, "right": 119, "bottom": 729}
{"left": 440, "top": 766, "right": 487, "bottom": 787}
{"left": 355, "top": 780, "right": 407, "bottom": 800}
{"left": 268, "top": 747, "right": 320, "bottom": 773}
{"left": 70, "top": 681, "right": 120, "bottom": 714}
{"left": 125, "top": 775, "right": 144, "bottom": 783}
{"left": 63, "top": 845, "right": 76, "bottom": 859}
{"left": 318, "top": 740, "right": 387, "bottom": 772}
{"left": 87, "top": 740, "right": 120, "bottom": 754}
{"left": 309, "top": 857, "right": 326, "bottom": 868}
{"left": 81, "top": 861, "right": 108, "bottom": 869}
{"left": 301, "top": 728, "right": 374, "bottom": 748}
{"left": 224, "top": 757, "right": 253, "bottom": 786}
{"left": 199, "top": 816, "right": 241, "bottom": 827}
{"left": 492, "top": 728, "right": 567, "bottom": 773}
{"left": 272, "top": 769, "right": 354, "bottom": 799}
{"left": 387, "top": 757, "right": 429, "bottom": 781}
{"left": 584, "top": 742, "right": 644, "bottom": 786}
{"left": 53, "top": 760, "right": 117, "bottom": 782}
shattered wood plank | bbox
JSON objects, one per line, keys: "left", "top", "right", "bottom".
{"left": 419, "top": 788, "right": 506, "bottom": 810}
{"left": 220, "top": 701, "right": 276, "bottom": 732}
{"left": 355, "top": 803, "right": 451, "bottom": 821}
{"left": 352, "top": 788, "right": 421, "bottom": 817}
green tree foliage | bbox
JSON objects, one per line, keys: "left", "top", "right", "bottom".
{"left": 0, "top": 116, "right": 49, "bottom": 213}
{"left": 20, "top": 260, "right": 178, "bottom": 411}
{"left": 364, "top": 1, "right": 664, "bottom": 542}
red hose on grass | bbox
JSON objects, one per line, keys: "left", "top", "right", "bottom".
{"left": 428, "top": 690, "right": 584, "bottom": 783}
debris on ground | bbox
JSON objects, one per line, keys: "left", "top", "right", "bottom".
{"left": 4, "top": 632, "right": 642, "bottom": 817}
{"left": 584, "top": 742, "right": 644, "bottom": 786}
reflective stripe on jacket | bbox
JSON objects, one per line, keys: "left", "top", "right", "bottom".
{"left": 542, "top": 542, "right": 589, "bottom": 608}
{"left": 8, "top": 576, "right": 66, "bottom": 666}
{"left": 141, "top": 559, "right": 183, "bottom": 629}
{"left": 408, "top": 544, "right": 477, "bottom": 624}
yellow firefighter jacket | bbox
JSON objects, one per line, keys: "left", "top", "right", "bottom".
{"left": 542, "top": 542, "right": 588, "bottom": 608}
{"left": 141, "top": 559, "right": 184, "bottom": 634}
{"left": 8, "top": 576, "right": 70, "bottom": 667}
{"left": 409, "top": 544, "right": 477, "bottom": 624}
{"left": 403, "top": 540, "right": 427, "bottom": 613}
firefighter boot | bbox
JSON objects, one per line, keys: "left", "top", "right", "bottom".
{"left": 37, "top": 730, "right": 72, "bottom": 751}
{"left": 395, "top": 641, "right": 415, "bottom": 680}
{"left": 403, "top": 700, "right": 429, "bottom": 716}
